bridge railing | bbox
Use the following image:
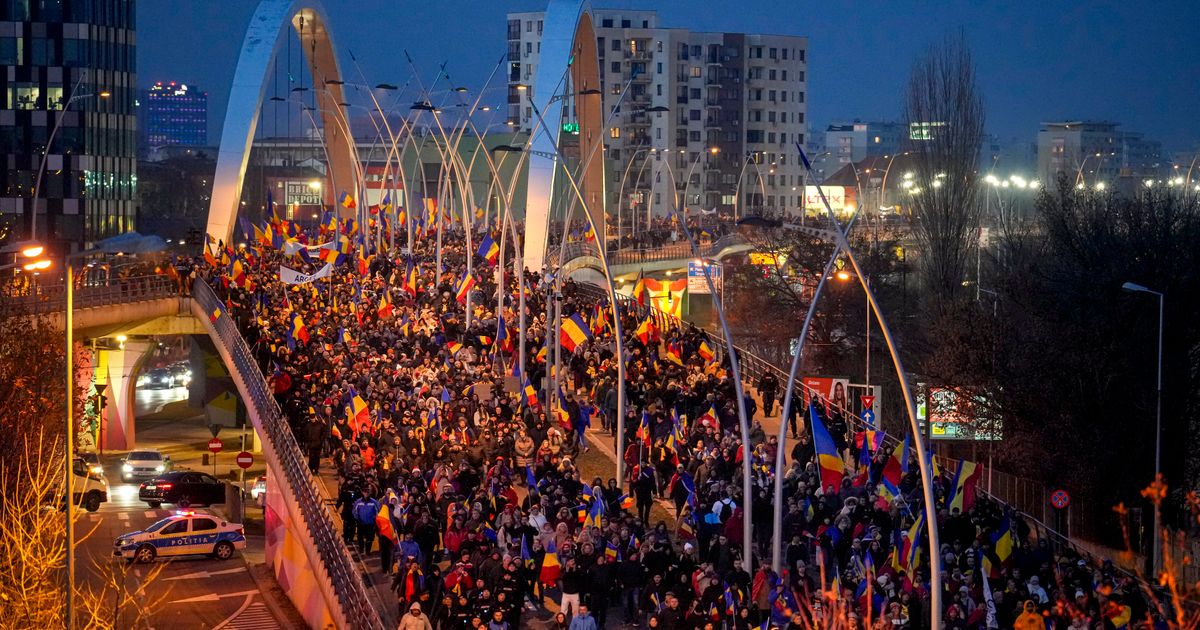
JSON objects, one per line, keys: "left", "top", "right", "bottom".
{"left": 576, "top": 279, "right": 1150, "bottom": 590}
{"left": 192, "top": 279, "right": 382, "bottom": 630}
{"left": 553, "top": 233, "right": 751, "bottom": 268}
{"left": 0, "top": 274, "right": 176, "bottom": 315}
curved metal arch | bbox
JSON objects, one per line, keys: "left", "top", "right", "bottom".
{"left": 206, "top": 0, "right": 356, "bottom": 244}
{"left": 523, "top": 0, "right": 605, "bottom": 271}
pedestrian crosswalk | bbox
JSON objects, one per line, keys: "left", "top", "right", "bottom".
{"left": 216, "top": 601, "right": 279, "bottom": 629}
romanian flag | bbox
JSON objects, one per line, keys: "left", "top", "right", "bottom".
{"left": 555, "top": 387, "right": 572, "bottom": 430}
{"left": 698, "top": 340, "right": 715, "bottom": 362}
{"left": 376, "top": 503, "right": 397, "bottom": 543}
{"left": 696, "top": 404, "right": 719, "bottom": 429}
{"left": 664, "top": 341, "right": 683, "bottom": 365}
{"left": 446, "top": 340, "right": 464, "bottom": 357}
{"left": 476, "top": 234, "right": 499, "bottom": 265}
{"left": 810, "top": 403, "right": 845, "bottom": 492}
{"left": 338, "top": 327, "right": 352, "bottom": 345}
{"left": 619, "top": 494, "right": 634, "bottom": 510}
{"left": 946, "top": 459, "right": 981, "bottom": 513}
{"left": 604, "top": 541, "right": 619, "bottom": 560}
{"left": 404, "top": 258, "right": 420, "bottom": 296}
{"left": 583, "top": 224, "right": 597, "bottom": 243}
{"left": 559, "top": 313, "right": 592, "bottom": 353}
{"left": 902, "top": 513, "right": 925, "bottom": 573}
{"left": 636, "top": 411, "right": 652, "bottom": 449}
{"left": 497, "top": 317, "right": 513, "bottom": 353}
{"left": 377, "top": 291, "right": 394, "bottom": 318}
{"left": 339, "top": 191, "right": 356, "bottom": 209}
{"left": 535, "top": 345, "right": 548, "bottom": 363}
{"left": 345, "top": 389, "right": 369, "bottom": 434}
{"left": 632, "top": 270, "right": 648, "bottom": 308}
{"left": 288, "top": 312, "right": 310, "bottom": 345}
{"left": 523, "top": 378, "right": 541, "bottom": 411}
{"left": 877, "top": 438, "right": 907, "bottom": 504}
{"left": 635, "top": 316, "right": 655, "bottom": 345}
{"left": 210, "top": 307, "right": 221, "bottom": 323}
{"left": 539, "top": 541, "right": 561, "bottom": 584}
{"left": 983, "top": 516, "right": 1014, "bottom": 577}
{"left": 356, "top": 251, "right": 372, "bottom": 277}
{"left": 455, "top": 271, "right": 475, "bottom": 304}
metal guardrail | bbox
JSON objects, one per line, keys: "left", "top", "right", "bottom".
{"left": 553, "top": 233, "right": 750, "bottom": 268}
{"left": 0, "top": 274, "right": 176, "bottom": 315}
{"left": 193, "top": 279, "right": 383, "bottom": 630}
{"left": 576, "top": 280, "right": 1150, "bottom": 592}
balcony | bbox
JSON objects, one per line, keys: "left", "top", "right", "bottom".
{"left": 704, "top": 118, "right": 721, "bottom": 129}
{"left": 625, "top": 50, "right": 652, "bottom": 61}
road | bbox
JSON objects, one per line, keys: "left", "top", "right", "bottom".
{"left": 76, "top": 470, "right": 280, "bottom": 629}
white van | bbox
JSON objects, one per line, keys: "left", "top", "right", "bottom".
{"left": 71, "top": 457, "right": 108, "bottom": 512}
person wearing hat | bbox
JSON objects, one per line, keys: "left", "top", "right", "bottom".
{"left": 398, "top": 601, "right": 433, "bottom": 630}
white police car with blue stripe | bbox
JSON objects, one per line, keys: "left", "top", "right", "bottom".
{"left": 114, "top": 511, "right": 246, "bottom": 563}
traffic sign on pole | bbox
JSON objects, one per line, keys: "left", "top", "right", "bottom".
{"left": 236, "top": 452, "right": 253, "bottom": 469}
{"left": 1050, "top": 489, "right": 1070, "bottom": 510}
{"left": 861, "top": 395, "right": 875, "bottom": 409}
{"left": 208, "top": 438, "right": 223, "bottom": 453}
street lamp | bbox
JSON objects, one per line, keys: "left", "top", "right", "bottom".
{"left": 1122, "top": 281, "right": 1164, "bottom": 578}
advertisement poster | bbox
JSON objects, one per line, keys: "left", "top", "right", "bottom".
{"left": 802, "top": 376, "right": 851, "bottom": 412}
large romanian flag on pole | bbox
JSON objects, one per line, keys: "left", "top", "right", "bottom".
{"left": 559, "top": 313, "right": 592, "bottom": 353}
{"left": 947, "top": 459, "right": 982, "bottom": 513}
{"left": 810, "top": 402, "right": 845, "bottom": 492}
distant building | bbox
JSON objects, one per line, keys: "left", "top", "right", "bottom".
{"left": 141, "top": 81, "right": 208, "bottom": 155}
{"left": 825, "top": 121, "right": 907, "bottom": 166}
{"left": 1037, "top": 121, "right": 1163, "bottom": 187}
{"left": 0, "top": 0, "right": 137, "bottom": 249}
{"left": 507, "top": 9, "right": 808, "bottom": 218}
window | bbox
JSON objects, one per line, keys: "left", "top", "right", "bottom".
{"left": 689, "top": 88, "right": 700, "bottom": 99}
{"left": 691, "top": 45, "right": 701, "bottom": 57}
{"left": 161, "top": 520, "right": 189, "bottom": 535}
{"left": 612, "top": 39, "right": 621, "bottom": 51}
{"left": 192, "top": 518, "right": 218, "bottom": 532}
{"left": 798, "top": 49, "right": 806, "bottom": 62}
{"left": 611, "top": 61, "right": 620, "bottom": 73}
{"left": 657, "top": 62, "right": 663, "bottom": 74}
{"left": 751, "top": 110, "right": 761, "bottom": 122}
{"left": 768, "top": 132, "right": 776, "bottom": 143}
{"left": 526, "top": 20, "right": 532, "bottom": 32}
{"left": 781, "top": 70, "right": 787, "bottom": 81}
{"left": 526, "top": 42, "right": 533, "bottom": 54}
{"left": 689, "top": 130, "right": 701, "bottom": 141}
{"left": 747, "top": 130, "right": 763, "bottom": 143}
{"left": 610, "top": 127, "right": 620, "bottom": 138}
{"left": 768, "top": 90, "right": 776, "bottom": 102}
{"left": 769, "top": 47, "right": 778, "bottom": 59}
{"left": 537, "top": 20, "right": 543, "bottom": 34}
{"left": 690, "top": 66, "right": 701, "bottom": 78}
{"left": 797, "top": 91, "right": 805, "bottom": 103}
{"left": 656, "top": 84, "right": 662, "bottom": 96}
{"left": 602, "top": 18, "right": 613, "bottom": 27}
{"left": 621, "top": 19, "right": 631, "bottom": 28}
{"left": 768, "top": 111, "right": 775, "bottom": 123}
{"left": 769, "top": 69, "right": 776, "bottom": 80}
{"left": 0, "top": 36, "right": 21, "bottom": 65}
{"left": 782, "top": 48, "right": 788, "bottom": 60}
{"left": 689, "top": 109, "right": 700, "bottom": 121}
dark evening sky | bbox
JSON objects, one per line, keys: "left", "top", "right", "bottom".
{"left": 138, "top": 0, "right": 1200, "bottom": 152}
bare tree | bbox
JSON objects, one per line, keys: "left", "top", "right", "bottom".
{"left": 903, "top": 35, "right": 986, "bottom": 306}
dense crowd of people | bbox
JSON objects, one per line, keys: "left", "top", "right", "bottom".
{"left": 190, "top": 211, "right": 1163, "bottom": 629}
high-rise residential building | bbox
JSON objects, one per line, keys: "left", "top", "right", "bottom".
{"left": 506, "top": 9, "right": 808, "bottom": 221}
{"left": 0, "top": 0, "right": 137, "bottom": 250}
{"left": 141, "top": 81, "right": 207, "bottom": 153}
{"left": 1036, "top": 121, "right": 1164, "bottom": 187}
{"left": 824, "top": 121, "right": 907, "bottom": 166}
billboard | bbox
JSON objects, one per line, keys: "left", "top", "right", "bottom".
{"left": 806, "top": 187, "right": 854, "bottom": 213}
{"left": 284, "top": 181, "right": 322, "bottom": 206}
{"left": 916, "top": 383, "right": 1001, "bottom": 441}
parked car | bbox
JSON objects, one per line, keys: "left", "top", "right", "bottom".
{"left": 120, "top": 450, "right": 171, "bottom": 482}
{"left": 139, "top": 471, "right": 226, "bottom": 508}
{"left": 70, "top": 457, "right": 108, "bottom": 512}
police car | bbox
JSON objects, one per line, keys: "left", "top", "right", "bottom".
{"left": 114, "top": 511, "right": 247, "bottom": 563}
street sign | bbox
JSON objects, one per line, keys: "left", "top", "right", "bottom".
{"left": 861, "top": 395, "right": 875, "bottom": 409}
{"left": 236, "top": 452, "right": 253, "bottom": 469}
{"left": 208, "top": 438, "right": 223, "bottom": 454}
{"left": 687, "top": 259, "right": 723, "bottom": 295}
{"left": 1050, "top": 489, "right": 1070, "bottom": 510}
{"left": 860, "top": 408, "right": 876, "bottom": 428}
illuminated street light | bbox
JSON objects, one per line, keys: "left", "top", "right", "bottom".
{"left": 835, "top": 270, "right": 852, "bottom": 281}
{"left": 22, "top": 259, "right": 52, "bottom": 271}
{"left": 308, "top": 180, "right": 322, "bottom": 190}
{"left": 1095, "top": 182, "right": 1107, "bottom": 191}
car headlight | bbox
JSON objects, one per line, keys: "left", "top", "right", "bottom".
{"left": 89, "top": 466, "right": 103, "bottom": 475}
{"left": 155, "top": 465, "right": 164, "bottom": 472}
{"left": 122, "top": 464, "right": 133, "bottom": 473}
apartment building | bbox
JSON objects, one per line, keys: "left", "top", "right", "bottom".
{"left": 507, "top": 9, "right": 808, "bottom": 222}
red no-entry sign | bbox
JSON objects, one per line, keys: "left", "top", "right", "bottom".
{"left": 1050, "top": 489, "right": 1070, "bottom": 510}
{"left": 236, "top": 451, "right": 253, "bottom": 469}
{"left": 208, "top": 437, "right": 223, "bottom": 453}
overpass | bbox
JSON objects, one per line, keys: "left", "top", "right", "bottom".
{"left": 2, "top": 275, "right": 383, "bottom": 629}
{"left": 552, "top": 232, "right": 756, "bottom": 280}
